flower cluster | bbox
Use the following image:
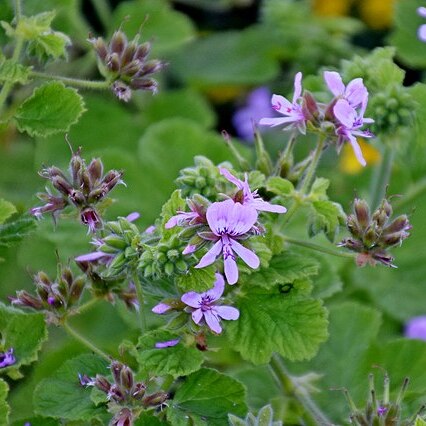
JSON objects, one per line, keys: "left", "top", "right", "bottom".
{"left": 89, "top": 29, "right": 165, "bottom": 102}
{"left": 83, "top": 360, "right": 168, "bottom": 425}
{"left": 167, "top": 167, "right": 286, "bottom": 284}
{"left": 339, "top": 198, "right": 411, "bottom": 267}
{"left": 31, "top": 147, "right": 124, "bottom": 232}
{"left": 260, "top": 71, "right": 374, "bottom": 166}
{"left": 153, "top": 273, "right": 239, "bottom": 335}
{"left": 10, "top": 265, "right": 85, "bottom": 323}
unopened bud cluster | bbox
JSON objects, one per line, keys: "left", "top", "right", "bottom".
{"left": 31, "top": 148, "right": 123, "bottom": 232}
{"left": 89, "top": 29, "right": 165, "bottom": 102}
{"left": 10, "top": 265, "right": 85, "bottom": 322}
{"left": 339, "top": 198, "right": 411, "bottom": 267}
{"left": 175, "top": 156, "right": 226, "bottom": 198}
{"left": 343, "top": 372, "right": 424, "bottom": 425}
{"left": 89, "top": 361, "right": 168, "bottom": 420}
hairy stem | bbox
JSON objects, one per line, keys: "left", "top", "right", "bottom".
{"left": 30, "top": 71, "right": 110, "bottom": 90}
{"left": 63, "top": 321, "right": 110, "bottom": 361}
{"left": 299, "top": 134, "right": 326, "bottom": 195}
{"left": 369, "top": 143, "right": 394, "bottom": 210}
{"left": 75, "top": 297, "right": 100, "bottom": 315}
{"left": 270, "top": 354, "right": 331, "bottom": 426}
{"left": 285, "top": 236, "right": 355, "bottom": 259}
{"left": 133, "top": 271, "right": 147, "bottom": 334}
{"left": 14, "top": 0, "right": 23, "bottom": 21}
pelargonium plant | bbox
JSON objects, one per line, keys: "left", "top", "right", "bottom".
{"left": 1, "top": 1, "right": 426, "bottom": 426}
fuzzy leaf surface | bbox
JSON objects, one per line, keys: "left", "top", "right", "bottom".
{"left": 167, "top": 368, "right": 247, "bottom": 425}
{"left": 14, "top": 82, "right": 85, "bottom": 137}
{"left": 0, "top": 379, "right": 9, "bottom": 425}
{"left": 227, "top": 288, "right": 328, "bottom": 364}
{"left": 0, "top": 199, "right": 16, "bottom": 224}
{"left": 135, "top": 330, "right": 203, "bottom": 378}
{"left": 176, "top": 265, "right": 216, "bottom": 293}
{"left": 33, "top": 354, "right": 109, "bottom": 420}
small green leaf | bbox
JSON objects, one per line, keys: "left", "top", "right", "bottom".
{"left": 27, "top": 31, "right": 71, "bottom": 61}
{"left": 415, "top": 417, "right": 426, "bottom": 426}
{"left": 308, "top": 200, "right": 346, "bottom": 242}
{"left": 227, "top": 289, "right": 328, "bottom": 364}
{"left": 33, "top": 354, "right": 109, "bottom": 420}
{"left": 0, "top": 199, "right": 16, "bottom": 224}
{"left": 0, "top": 379, "right": 9, "bottom": 425}
{"left": 0, "top": 53, "right": 31, "bottom": 84}
{"left": 266, "top": 177, "right": 294, "bottom": 197}
{"left": 176, "top": 265, "right": 216, "bottom": 293}
{"left": 0, "top": 303, "right": 48, "bottom": 377}
{"left": 135, "top": 330, "right": 203, "bottom": 378}
{"left": 160, "top": 189, "right": 186, "bottom": 241}
{"left": 168, "top": 368, "right": 247, "bottom": 425}
{"left": 14, "top": 81, "right": 86, "bottom": 137}
{"left": 11, "top": 418, "right": 58, "bottom": 426}
{"left": 0, "top": 215, "right": 36, "bottom": 247}
{"left": 309, "top": 177, "right": 330, "bottom": 200}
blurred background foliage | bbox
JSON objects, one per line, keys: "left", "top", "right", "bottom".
{"left": 1, "top": 0, "right": 426, "bottom": 423}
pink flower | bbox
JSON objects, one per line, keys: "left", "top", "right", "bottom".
{"left": 324, "top": 71, "right": 368, "bottom": 109}
{"left": 195, "top": 199, "right": 260, "bottom": 284}
{"left": 333, "top": 98, "right": 374, "bottom": 167}
{"left": 181, "top": 273, "right": 239, "bottom": 333}
{"left": 259, "top": 72, "right": 306, "bottom": 134}
{"left": 219, "top": 167, "right": 287, "bottom": 214}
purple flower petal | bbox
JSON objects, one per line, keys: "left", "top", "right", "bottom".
{"left": 181, "top": 291, "right": 202, "bottom": 308}
{"left": 125, "top": 212, "right": 140, "bottom": 222}
{"left": 215, "top": 305, "right": 240, "bottom": 320}
{"left": 347, "top": 133, "right": 367, "bottom": 167}
{"left": 224, "top": 255, "right": 239, "bottom": 285}
{"left": 204, "top": 310, "right": 222, "bottom": 334}
{"left": 345, "top": 78, "right": 367, "bottom": 108}
{"left": 0, "top": 348, "right": 15, "bottom": 368}
{"left": 183, "top": 244, "right": 197, "bottom": 255}
{"left": 271, "top": 94, "right": 293, "bottom": 114}
{"left": 250, "top": 199, "right": 287, "bottom": 213}
{"left": 419, "top": 24, "right": 426, "bottom": 42}
{"left": 324, "top": 71, "right": 345, "bottom": 97}
{"left": 293, "top": 72, "right": 303, "bottom": 101}
{"left": 195, "top": 240, "right": 223, "bottom": 269}
{"left": 219, "top": 167, "right": 244, "bottom": 190}
{"left": 75, "top": 251, "right": 108, "bottom": 262}
{"left": 418, "top": 6, "right": 426, "bottom": 18}
{"left": 334, "top": 99, "right": 356, "bottom": 128}
{"left": 152, "top": 302, "right": 172, "bottom": 314}
{"left": 192, "top": 308, "right": 203, "bottom": 324}
{"left": 205, "top": 273, "right": 225, "bottom": 301}
{"left": 405, "top": 316, "right": 426, "bottom": 340}
{"left": 230, "top": 239, "right": 260, "bottom": 269}
{"left": 155, "top": 338, "right": 180, "bottom": 348}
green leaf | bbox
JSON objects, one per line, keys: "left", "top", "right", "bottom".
{"left": 309, "top": 177, "right": 330, "bottom": 200}
{"left": 14, "top": 81, "right": 85, "bottom": 137}
{"left": 309, "top": 252, "right": 343, "bottom": 299}
{"left": 0, "top": 215, "right": 36, "bottom": 247}
{"left": 176, "top": 265, "right": 216, "bottom": 293}
{"left": 266, "top": 177, "right": 294, "bottom": 197}
{"left": 389, "top": 0, "right": 426, "bottom": 68}
{"left": 0, "top": 379, "right": 9, "bottom": 425}
{"left": 113, "top": 0, "right": 195, "bottom": 55}
{"left": 167, "top": 368, "right": 247, "bottom": 425}
{"left": 33, "top": 354, "right": 109, "bottom": 420}
{"left": 135, "top": 330, "right": 203, "bottom": 378}
{"left": 0, "top": 303, "right": 48, "bottom": 377}
{"left": 308, "top": 200, "right": 346, "bottom": 242}
{"left": 160, "top": 189, "right": 186, "bottom": 241}
{"left": 243, "top": 251, "right": 319, "bottom": 289}
{"left": 0, "top": 199, "right": 16, "bottom": 224}
{"left": 27, "top": 31, "right": 71, "bottom": 61}
{"left": 0, "top": 53, "right": 31, "bottom": 84}
{"left": 227, "top": 288, "right": 328, "bottom": 364}
{"left": 415, "top": 417, "right": 426, "bottom": 426}
{"left": 134, "top": 412, "right": 166, "bottom": 425}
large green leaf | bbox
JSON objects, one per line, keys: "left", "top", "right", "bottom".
{"left": 33, "top": 354, "right": 109, "bottom": 420}
{"left": 135, "top": 330, "right": 203, "bottom": 378}
{"left": 0, "top": 215, "right": 36, "bottom": 248}
{"left": 14, "top": 82, "right": 85, "bottom": 137}
{"left": 0, "top": 379, "right": 9, "bottom": 425}
{"left": 0, "top": 199, "right": 16, "bottom": 224}
{"left": 227, "top": 287, "right": 328, "bottom": 364}
{"left": 0, "top": 303, "right": 48, "bottom": 378}
{"left": 167, "top": 368, "right": 247, "bottom": 426}
{"left": 176, "top": 265, "right": 216, "bottom": 293}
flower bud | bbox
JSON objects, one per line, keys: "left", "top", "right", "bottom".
{"left": 94, "top": 374, "right": 111, "bottom": 393}
{"left": 132, "top": 382, "right": 146, "bottom": 400}
{"left": 69, "top": 277, "right": 85, "bottom": 304}
{"left": 109, "top": 30, "right": 127, "bottom": 56}
{"left": 107, "top": 384, "right": 125, "bottom": 402}
{"left": 10, "top": 290, "right": 43, "bottom": 309}
{"left": 129, "top": 77, "right": 158, "bottom": 93}
{"left": 121, "top": 42, "right": 138, "bottom": 68}
{"left": 89, "top": 37, "right": 108, "bottom": 62}
{"left": 80, "top": 208, "right": 101, "bottom": 233}
{"left": 120, "top": 365, "right": 134, "bottom": 391}
{"left": 107, "top": 53, "right": 121, "bottom": 73}
{"left": 384, "top": 215, "right": 410, "bottom": 235}
{"left": 143, "top": 391, "right": 168, "bottom": 407}
{"left": 111, "top": 360, "right": 124, "bottom": 385}
{"left": 52, "top": 176, "right": 73, "bottom": 197}
{"left": 353, "top": 198, "right": 370, "bottom": 229}
{"left": 134, "top": 41, "right": 151, "bottom": 61}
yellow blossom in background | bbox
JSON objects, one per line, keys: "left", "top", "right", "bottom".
{"left": 339, "top": 139, "right": 381, "bottom": 174}
{"left": 358, "top": 0, "right": 395, "bottom": 30}
{"left": 312, "top": 0, "right": 352, "bottom": 17}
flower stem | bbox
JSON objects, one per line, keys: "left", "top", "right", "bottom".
{"left": 133, "top": 271, "right": 147, "bottom": 334}
{"left": 269, "top": 354, "right": 331, "bottom": 426}
{"left": 14, "top": 0, "right": 23, "bottom": 21}
{"left": 285, "top": 236, "right": 355, "bottom": 259}
{"left": 63, "top": 321, "right": 110, "bottom": 362}
{"left": 369, "top": 143, "right": 394, "bottom": 210}
{"left": 299, "top": 134, "right": 326, "bottom": 195}
{"left": 76, "top": 297, "right": 100, "bottom": 315}
{"left": 30, "top": 71, "right": 110, "bottom": 90}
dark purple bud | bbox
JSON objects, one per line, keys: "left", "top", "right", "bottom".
{"left": 39, "top": 166, "right": 66, "bottom": 180}
{"left": 10, "top": 291, "right": 43, "bottom": 309}
{"left": 372, "top": 209, "right": 388, "bottom": 228}
{"left": 69, "top": 277, "right": 85, "bottom": 304}
{"left": 364, "top": 224, "right": 378, "bottom": 247}
{"left": 88, "top": 36, "right": 108, "bottom": 62}
{"left": 69, "top": 189, "right": 85, "bottom": 206}
{"left": 346, "top": 214, "right": 362, "bottom": 239}
{"left": 353, "top": 199, "right": 370, "bottom": 229}
{"left": 377, "top": 406, "right": 387, "bottom": 416}
{"left": 121, "top": 60, "right": 142, "bottom": 77}
{"left": 372, "top": 250, "right": 395, "bottom": 268}
{"left": 338, "top": 238, "right": 363, "bottom": 252}
{"left": 324, "top": 97, "right": 338, "bottom": 121}
{"left": 132, "top": 382, "right": 146, "bottom": 400}
{"left": 78, "top": 373, "right": 94, "bottom": 387}
{"left": 107, "top": 53, "right": 121, "bottom": 73}
{"left": 134, "top": 42, "right": 151, "bottom": 61}
{"left": 129, "top": 77, "right": 158, "bottom": 94}
{"left": 107, "top": 384, "right": 125, "bottom": 402}
{"left": 111, "top": 408, "right": 133, "bottom": 426}
{"left": 121, "top": 42, "right": 138, "bottom": 67}
{"left": 381, "top": 232, "right": 406, "bottom": 247}
{"left": 35, "top": 271, "right": 51, "bottom": 286}
{"left": 384, "top": 215, "right": 411, "bottom": 235}
{"left": 35, "top": 282, "right": 49, "bottom": 301}
{"left": 0, "top": 348, "right": 16, "bottom": 368}
{"left": 80, "top": 208, "right": 102, "bottom": 233}
{"left": 81, "top": 171, "right": 92, "bottom": 194}
{"left": 142, "top": 391, "right": 168, "bottom": 407}
{"left": 109, "top": 30, "right": 127, "bottom": 56}
{"left": 140, "top": 60, "right": 164, "bottom": 76}
{"left": 302, "top": 91, "right": 319, "bottom": 122}
{"left": 111, "top": 360, "right": 124, "bottom": 385}
{"left": 120, "top": 365, "right": 134, "bottom": 391}
{"left": 61, "top": 267, "right": 73, "bottom": 287}
{"left": 70, "top": 149, "right": 84, "bottom": 187}
{"left": 94, "top": 374, "right": 111, "bottom": 393}
{"left": 101, "top": 170, "right": 124, "bottom": 192}
{"left": 87, "top": 158, "right": 103, "bottom": 184}
{"left": 52, "top": 176, "right": 73, "bottom": 197}
{"left": 112, "top": 81, "right": 132, "bottom": 102}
